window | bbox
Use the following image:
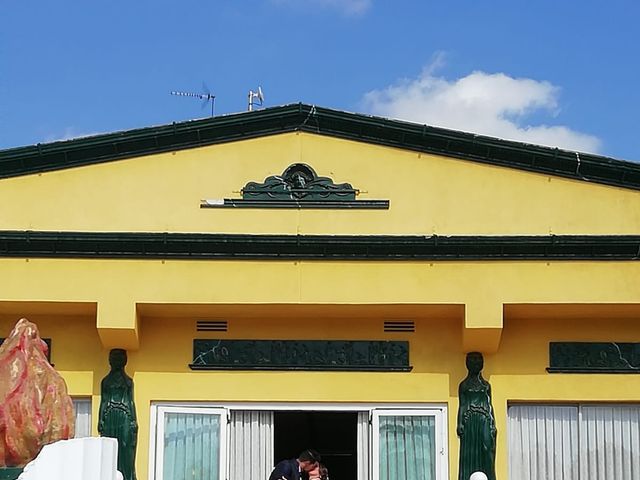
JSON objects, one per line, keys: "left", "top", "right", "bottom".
{"left": 154, "top": 406, "right": 228, "bottom": 480}
{"left": 508, "top": 404, "right": 640, "bottom": 480}
{"left": 72, "top": 398, "right": 92, "bottom": 438}
{"left": 150, "top": 405, "right": 448, "bottom": 480}
{"left": 372, "top": 409, "right": 448, "bottom": 480}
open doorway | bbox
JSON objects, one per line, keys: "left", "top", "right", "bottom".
{"left": 274, "top": 411, "right": 358, "bottom": 480}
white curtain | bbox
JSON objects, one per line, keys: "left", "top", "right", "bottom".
{"left": 229, "top": 410, "right": 274, "bottom": 480}
{"left": 508, "top": 405, "right": 578, "bottom": 480}
{"left": 378, "top": 415, "right": 436, "bottom": 480}
{"left": 72, "top": 398, "right": 92, "bottom": 438}
{"left": 163, "top": 411, "right": 222, "bottom": 480}
{"left": 357, "top": 412, "right": 369, "bottom": 480}
{"left": 508, "top": 404, "right": 640, "bottom": 480}
{"left": 580, "top": 405, "right": 640, "bottom": 480}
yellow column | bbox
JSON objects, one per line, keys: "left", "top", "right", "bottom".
{"left": 462, "top": 301, "right": 503, "bottom": 353}
{"left": 97, "top": 299, "right": 140, "bottom": 350}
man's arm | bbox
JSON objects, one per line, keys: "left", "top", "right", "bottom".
{"left": 269, "top": 460, "right": 295, "bottom": 480}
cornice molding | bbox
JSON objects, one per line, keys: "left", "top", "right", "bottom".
{"left": 1, "top": 231, "right": 639, "bottom": 260}
{"left": 1, "top": 104, "right": 639, "bottom": 191}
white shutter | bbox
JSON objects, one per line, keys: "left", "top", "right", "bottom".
{"left": 229, "top": 411, "right": 274, "bottom": 480}
{"left": 508, "top": 405, "right": 578, "bottom": 480}
{"left": 509, "top": 404, "right": 640, "bottom": 480}
{"left": 579, "top": 405, "right": 640, "bottom": 480}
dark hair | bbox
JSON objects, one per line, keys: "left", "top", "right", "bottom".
{"left": 298, "top": 449, "right": 321, "bottom": 463}
{"left": 319, "top": 464, "right": 329, "bottom": 480}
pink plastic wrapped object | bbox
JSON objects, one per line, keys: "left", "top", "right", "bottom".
{"left": 0, "top": 318, "right": 75, "bottom": 467}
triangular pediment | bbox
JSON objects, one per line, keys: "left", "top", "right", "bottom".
{"left": 1, "top": 105, "right": 639, "bottom": 239}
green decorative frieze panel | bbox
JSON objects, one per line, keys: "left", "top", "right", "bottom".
{"left": 548, "top": 342, "right": 640, "bottom": 373}
{"left": 189, "top": 339, "right": 411, "bottom": 371}
{"left": 201, "top": 163, "right": 389, "bottom": 209}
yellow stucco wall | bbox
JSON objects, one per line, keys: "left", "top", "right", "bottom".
{"left": 2, "top": 312, "right": 639, "bottom": 480}
{"left": 1, "top": 132, "right": 640, "bottom": 235}
{"left": 1, "top": 132, "right": 639, "bottom": 479}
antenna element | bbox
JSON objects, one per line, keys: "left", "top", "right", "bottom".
{"left": 248, "top": 86, "right": 264, "bottom": 111}
{"left": 171, "top": 87, "right": 216, "bottom": 117}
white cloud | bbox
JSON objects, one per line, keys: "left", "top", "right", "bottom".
{"left": 272, "top": 0, "right": 371, "bottom": 16}
{"left": 44, "top": 127, "right": 102, "bottom": 144}
{"left": 362, "top": 67, "right": 601, "bottom": 153}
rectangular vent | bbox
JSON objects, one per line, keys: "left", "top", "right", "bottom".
{"left": 384, "top": 321, "right": 415, "bottom": 333}
{"left": 197, "top": 320, "right": 228, "bottom": 332}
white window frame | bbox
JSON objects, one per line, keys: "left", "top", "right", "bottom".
{"left": 153, "top": 406, "right": 228, "bottom": 480}
{"left": 149, "top": 402, "right": 448, "bottom": 480}
{"left": 371, "top": 408, "right": 448, "bottom": 480}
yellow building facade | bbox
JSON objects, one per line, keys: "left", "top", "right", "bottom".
{"left": 1, "top": 105, "right": 639, "bottom": 480}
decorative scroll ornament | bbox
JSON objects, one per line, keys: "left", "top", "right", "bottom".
{"left": 189, "top": 339, "right": 411, "bottom": 371}
{"left": 243, "top": 163, "right": 356, "bottom": 201}
{"left": 200, "top": 163, "right": 389, "bottom": 209}
{"left": 548, "top": 342, "right": 640, "bottom": 373}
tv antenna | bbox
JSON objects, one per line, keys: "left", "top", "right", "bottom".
{"left": 171, "top": 83, "right": 216, "bottom": 116}
{"left": 248, "top": 86, "right": 264, "bottom": 111}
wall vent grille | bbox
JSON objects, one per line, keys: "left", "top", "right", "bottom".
{"left": 384, "top": 321, "right": 415, "bottom": 333}
{"left": 196, "top": 320, "right": 228, "bottom": 332}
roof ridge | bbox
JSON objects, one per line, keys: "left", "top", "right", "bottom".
{"left": 1, "top": 103, "right": 638, "bottom": 190}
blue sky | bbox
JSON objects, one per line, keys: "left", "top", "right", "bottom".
{"left": 2, "top": 1, "right": 639, "bottom": 160}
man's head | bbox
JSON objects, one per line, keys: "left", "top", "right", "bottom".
{"left": 297, "top": 449, "right": 321, "bottom": 472}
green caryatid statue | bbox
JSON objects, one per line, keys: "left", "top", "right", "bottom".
{"left": 99, "top": 349, "right": 138, "bottom": 480}
{"left": 457, "top": 352, "right": 496, "bottom": 480}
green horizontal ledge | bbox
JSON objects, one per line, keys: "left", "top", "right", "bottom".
{"left": 200, "top": 199, "right": 389, "bottom": 209}
{"left": 1, "top": 231, "right": 640, "bottom": 260}
{"left": 189, "top": 364, "right": 413, "bottom": 372}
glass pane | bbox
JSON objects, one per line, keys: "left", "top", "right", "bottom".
{"left": 163, "top": 412, "right": 221, "bottom": 480}
{"left": 379, "top": 415, "right": 436, "bottom": 480}
{"left": 72, "top": 398, "right": 92, "bottom": 438}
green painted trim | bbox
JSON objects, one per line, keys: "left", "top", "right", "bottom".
{"left": 0, "top": 231, "right": 639, "bottom": 260}
{"left": 200, "top": 199, "right": 389, "bottom": 209}
{"left": 1, "top": 104, "right": 639, "bottom": 190}
{"left": 0, "top": 468, "right": 23, "bottom": 480}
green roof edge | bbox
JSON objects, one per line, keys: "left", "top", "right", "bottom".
{"left": 1, "top": 103, "right": 639, "bottom": 190}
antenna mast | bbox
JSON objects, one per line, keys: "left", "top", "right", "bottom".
{"left": 248, "top": 86, "right": 264, "bottom": 111}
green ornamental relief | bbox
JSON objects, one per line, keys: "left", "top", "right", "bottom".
{"left": 189, "top": 339, "right": 411, "bottom": 371}
{"left": 242, "top": 163, "right": 357, "bottom": 201}
{"left": 548, "top": 342, "right": 640, "bottom": 372}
